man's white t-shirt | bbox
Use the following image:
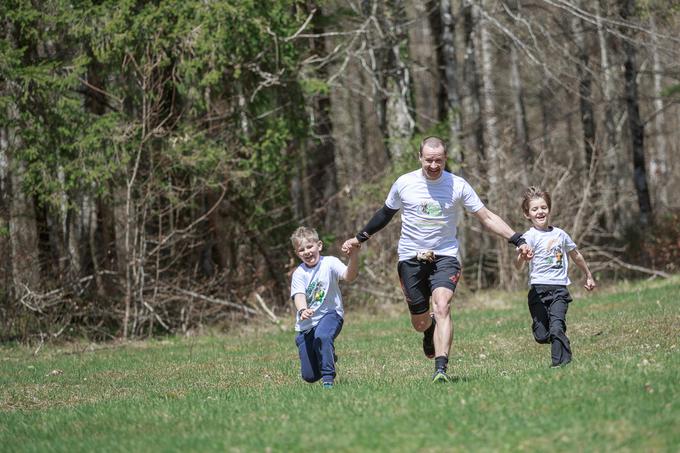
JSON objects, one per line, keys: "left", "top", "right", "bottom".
{"left": 523, "top": 226, "right": 577, "bottom": 286}
{"left": 385, "top": 169, "right": 484, "bottom": 262}
{"left": 290, "top": 256, "right": 347, "bottom": 332}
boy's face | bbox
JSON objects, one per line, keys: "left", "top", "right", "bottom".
{"left": 295, "top": 238, "right": 323, "bottom": 267}
{"left": 524, "top": 197, "right": 550, "bottom": 230}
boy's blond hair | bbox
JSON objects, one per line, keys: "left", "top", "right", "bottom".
{"left": 290, "top": 226, "right": 320, "bottom": 248}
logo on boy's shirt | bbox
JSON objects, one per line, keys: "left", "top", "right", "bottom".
{"left": 542, "top": 238, "right": 564, "bottom": 269}
{"left": 305, "top": 280, "right": 327, "bottom": 311}
{"left": 544, "top": 246, "right": 564, "bottom": 269}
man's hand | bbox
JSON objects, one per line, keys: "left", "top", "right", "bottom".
{"left": 517, "top": 243, "right": 533, "bottom": 261}
{"left": 341, "top": 237, "right": 361, "bottom": 255}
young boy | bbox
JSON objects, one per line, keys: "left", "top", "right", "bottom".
{"left": 515, "top": 187, "right": 596, "bottom": 368}
{"left": 290, "top": 226, "right": 360, "bottom": 388}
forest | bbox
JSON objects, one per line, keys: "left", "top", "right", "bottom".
{"left": 1, "top": 0, "right": 678, "bottom": 341}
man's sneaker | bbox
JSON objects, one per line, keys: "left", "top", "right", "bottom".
{"left": 322, "top": 382, "right": 334, "bottom": 389}
{"left": 422, "top": 314, "right": 436, "bottom": 359}
{"left": 432, "top": 368, "right": 450, "bottom": 383}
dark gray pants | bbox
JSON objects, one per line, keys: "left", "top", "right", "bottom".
{"left": 528, "top": 285, "right": 572, "bottom": 366}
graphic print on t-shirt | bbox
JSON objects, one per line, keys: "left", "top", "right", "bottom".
{"left": 544, "top": 239, "right": 564, "bottom": 269}
{"left": 420, "top": 200, "right": 443, "bottom": 217}
{"left": 305, "top": 279, "right": 327, "bottom": 311}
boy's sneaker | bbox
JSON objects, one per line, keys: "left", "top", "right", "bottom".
{"left": 422, "top": 314, "right": 436, "bottom": 359}
{"left": 432, "top": 368, "right": 450, "bottom": 384}
{"left": 551, "top": 359, "right": 571, "bottom": 369}
{"left": 322, "top": 382, "right": 334, "bottom": 389}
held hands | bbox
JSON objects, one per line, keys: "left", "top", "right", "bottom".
{"left": 341, "top": 237, "right": 361, "bottom": 255}
{"left": 517, "top": 243, "right": 533, "bottom": 261}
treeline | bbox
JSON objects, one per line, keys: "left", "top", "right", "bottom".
{"left": 1, "top": 0, "right": 678, "bottom": 341}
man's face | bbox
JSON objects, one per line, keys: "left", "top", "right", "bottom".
{"left": 419, "top": 144, "right": 446, "bottom": 180}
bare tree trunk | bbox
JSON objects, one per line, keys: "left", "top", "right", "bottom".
{"left": 620, "top": 0, "right": 653, "bottom": 227}
{"left": 596, "top": 0, "right": 621, "bottom": 232}
{"left": 84, "top": 52, "right": 108, "bottom": 294}
{"left": 406, "top": 1, "right": 440, "bottom": 132}
{"left": 0, "top": 128, "right": 12, "bottom": 302}
{"left": 461, "top": 0, "right": 485, "bottom": 164}
{"left": 326, "top": 0, "right": 389, "bottom": 199}
{"left": 385, "top": 44, "right": 415, "bottom": 159}
{"left": 571, "top": 6, "right": 597, "bottom": 177}
{"left": 539, "top": 71, "right": 555, "bottom": 156}
{"left": 509, "top": 44, "right": 531, "bottom": 185}
{"left": 438, "top": 0, "right": 464, "bottom": 167}
{"left": 363, "top": 0, "right": 415, "bottom": 159}
{"left": 8, "top": 151, "right": 41, "bottom": 297}
{"left": 112, "top": 182, "right": 131, "bottom": 336}
{"left": 302, "top": 6, "right": 340, "bottom": 230}
{"left": 479, "top": 0, "right": 508, "bottom": 287}
{"left": 649, "top": 16, "right": 668, "bottom": 207}
{"left": 479, "top": 3, "right": 500, "bottom": 194}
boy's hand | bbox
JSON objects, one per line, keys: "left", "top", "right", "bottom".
{"left": 346, "top": 244, "right": 360, "bottom": 256}
{"left": 517, "top": 243, "right": 533, "bottom": 261}
{"left": 299, "top": 308, "right": 313, "bottom": 320}
{"left": 584, "top": 276, "right": 596, "bottom": 291}
{"left": 341, "top": 237, "right": 361, "bottom": 255}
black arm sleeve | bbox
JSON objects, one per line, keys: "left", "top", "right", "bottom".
{"left": 356, "top": 204, "right": 399, "bottom": 242}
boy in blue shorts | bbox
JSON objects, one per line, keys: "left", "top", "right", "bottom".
{"left": 515, "top": 187, "right": 596, "bottom": 367}
{"left": 290, "top": 227, "right": 360, "bottom": 388}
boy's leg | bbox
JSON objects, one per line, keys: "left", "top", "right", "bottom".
{"left": 313, "top": 311, "right": 344, "bottom": 385}
{"left": 548, "top": 291, "right": 572, "bottom": 366}
{"left": 296, "top": 329, "right": 321, "bottom": 383}
{"left": 528, "top": 287, "right": 550, "bottom": 344}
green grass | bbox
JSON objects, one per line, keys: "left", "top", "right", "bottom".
{"left": 1, "top": 277, "right": 679, "bottom": 452}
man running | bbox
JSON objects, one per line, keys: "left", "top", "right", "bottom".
{"left": 342, "top": 136, "right": 531, "bottom": 382}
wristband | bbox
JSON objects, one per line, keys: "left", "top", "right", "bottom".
{"left": 356, "top": 231, "right": 371, "bottom": 243}
{"left": 508, "top": 233, "right": 527, "bottom": 247}
{"left": 297, "top": 308, "right": 306, "bottom": 318}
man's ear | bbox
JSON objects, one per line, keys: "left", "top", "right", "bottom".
{"left": 318, "top": 241, "right": 323, "bottom": 250}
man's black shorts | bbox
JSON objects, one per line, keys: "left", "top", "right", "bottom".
{"left": 397, "top": 255, "right": 462, "bottom": 315}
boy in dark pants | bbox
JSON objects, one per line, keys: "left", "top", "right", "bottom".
{"left": 515, "top": 187, "right": 596, "bottom": 367}
{"left": 290, "top": 227, "right": 359, "bottom": 387}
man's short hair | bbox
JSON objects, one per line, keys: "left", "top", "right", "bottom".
{"left": 419, "top": 136, "right": 447, "bottom": 155}
{"left": 290, "top": 226, "right": 320, "bottom": 248}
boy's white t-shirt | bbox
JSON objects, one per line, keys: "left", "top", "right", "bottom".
{"left": 385, "top": 170, "right": 484, "bottom": 261}
{"left": 523, "top": 226, "right": 577, "bottom": 286}
{"left": 290, "top": 255, "right": 347, "bottom": 332}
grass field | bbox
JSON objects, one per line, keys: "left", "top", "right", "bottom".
{"left": 1, "top": 277, "right": 679, "bottom": 452}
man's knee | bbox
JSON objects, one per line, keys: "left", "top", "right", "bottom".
{"left": 431, "top": 300, "right": 451, "bottom": 318}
